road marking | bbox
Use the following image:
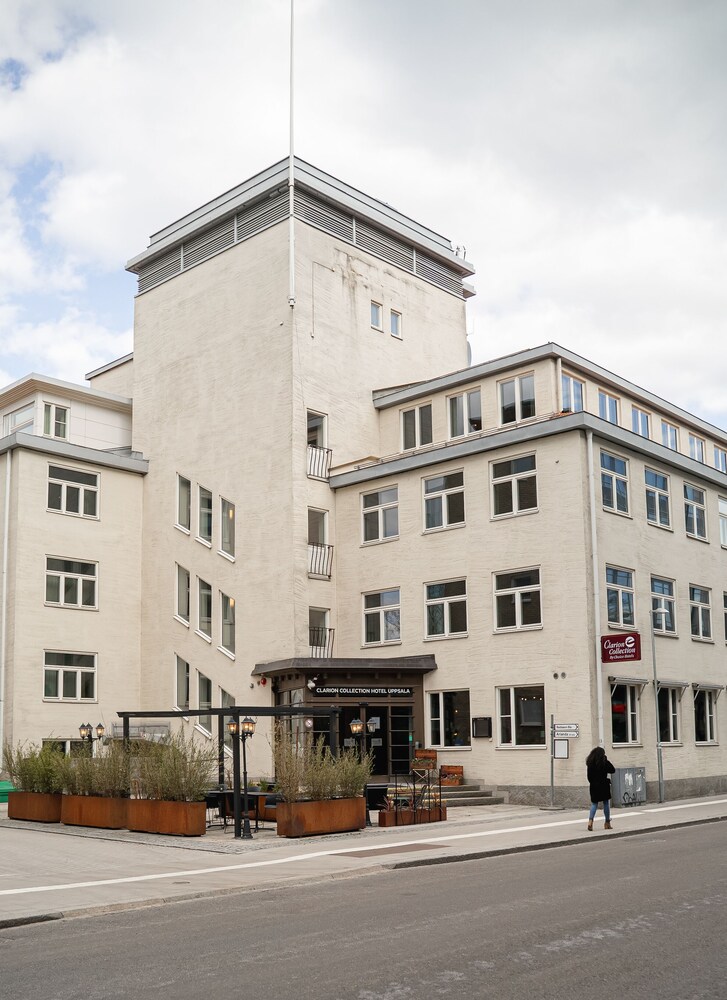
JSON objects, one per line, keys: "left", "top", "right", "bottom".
{"left": 1, "top": 798, "right": 726, "bottom": 898}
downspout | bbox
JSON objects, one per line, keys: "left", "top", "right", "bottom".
{"left": 0, "top": 449, "right": 11, "bottom": 755}
{"left": 288, "top": 0, "right": 296, "bottom": 308}
{"left": 586, "top": 429, "right": 605, "bottom": 747}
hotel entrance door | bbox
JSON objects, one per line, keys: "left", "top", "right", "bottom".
{"left": 339, "top": 705, "right": 413, "bottom": 778}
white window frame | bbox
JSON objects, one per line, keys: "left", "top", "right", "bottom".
{"left": 197, "top": 578, "right": 212, "bottom": 640}
{"left": 198, "top": 486, "right": 212, "bottom": 545}
{"left": 390, "top": 309, "right": 402, "bottom": 338}
{"left": 689, "top": 434, "right": 706, "bottom": 463}
{"left": 684, "top": 483, "right": 707, "bottom": 540}
{"left": 600, "top": 451, "right": 629, "bottom": 515}
{"left": 497, "top": 685, "right": 546, "bottom": 747}
{"left": 448, "top": 389, "right": 482, "bottom": 438}
{"left": 175, "top": 564, "right": 190, "bottom": 624}
{"left": 606, "top": 566, "right": 634, "bottom": 628}
{"left": 661, "top": 420, "right": 679, "bottom": 451}
{"left": 197, "top": 671, "right": 213, "bottom": 735}
{"left": 723, "top": 592, "right": 727, "bottom": 643}
{"left": 632, "top": 406, "right": 650, "bottom": 438}
{"left": 658, "top": 686, "right": 680, "bottom": 744}
{"left": 362, "top": 487, "right": 399, "bottom": 543}
{"left": 47, "top": 465, "right": 99, "bottom": 519}
{"left": 494, "top": 568, "right": 542, "bottom": 631}
{"left": 651, "top": 576, "right": 676, "bottom": 634}
{"left": 370, "top": 301, "right": 383, "bottom": 330}
{"left": 423, "top": 471, "right": 465, "bottom": 531}
{"left": 43, "top": 402, "right": 68, "bottom": 440}
{"left": 43, "top": 650, "right": 96, "bottom": 702}
{"left": 175, "top": 655, "right": 190, "bottom": 711}
{"left": 499, "top": 373, "right": 535, "bottom": 425}
{"left": 491, "top": 454, "right": 537, "bottom": 518}
{"left": 429, "top": 690, "right": 471, "bottom": 748}
{"left": 402, "top": 403, "right": 433, "bottom": 450}
{"left": 561, "top": 373, "right": 584, "bottom": 413}
{"left": 425, "top": 579, "right": 468, "bottom": 639}
{"left": 714, "top": 446, "right": 727, "bottom": 474}
{"left": 611, "top": 683, "right": 640, "bottom": 745}
{"left": 363, "top": 588, "right": 401, "bottom": 646}
{"left": 694, "top": 688, "right": 717, "bottom": 744}
{"left": 176, "top": 474, "right": 191, "bottom": 532}
{"left": 644, "top": 468, "right": 670, "bottom": 528}
{"left": 719, "top": 497, "right": 727, "bottom": 547}
{"left": 45, "top": 557, "right": 97, "bottom": 610}
{"left": 220, "top": 497, "right": 235, "bottom": 558}
{"left": 4, "top": 402, "right": 34, "bottom": 434}
{"left": 220, "top": 592, "right": 235, "bottom": 656}
{"left": 598, "top": 390, "right": 619, "bottom": 425}
{"left": 689, "top": 585, "right": 712, "bottom": 641}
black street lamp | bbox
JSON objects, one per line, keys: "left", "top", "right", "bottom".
{"left": 79, "top": 722, "right": 105, "bottom": 753}
{"left": 227, "top": 716, "right": 256, "bottom": 839}
{"left": 350, "top": 715, "right": 376, "bottom": 827}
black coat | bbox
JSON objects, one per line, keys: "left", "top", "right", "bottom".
{"left": 587, "top": 756, "right": 616, "bottom": 803}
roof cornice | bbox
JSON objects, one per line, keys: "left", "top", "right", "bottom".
{"left": 0, "top": 432, "right": 148, "bottom": 474}
{"left": 0, "top": 373, "right": 132, "bottom": 413}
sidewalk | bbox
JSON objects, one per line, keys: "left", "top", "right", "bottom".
{"left": 2, "top": 795, "right": 727, "bottom": 928}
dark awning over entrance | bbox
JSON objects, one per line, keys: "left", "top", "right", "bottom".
{"left": 252, "top": 655, "right": 437, "bottom": 679}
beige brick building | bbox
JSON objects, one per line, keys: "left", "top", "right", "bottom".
{"left": 2, "top": 159, "right": 726, "bottom": 804}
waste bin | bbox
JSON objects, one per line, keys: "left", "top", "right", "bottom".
{"left": 0, "top": 780, "right": 15, "bottom": 803}
{"left": 611, "top": 767, "right": 646, "bottom": 807}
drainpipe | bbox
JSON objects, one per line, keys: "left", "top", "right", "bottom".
{"left": 0, "top": 449, "right": 11, "bottom": 755}
{"left": 586, "top": 430, "right": 605, "bottom": 747}
{"left": 287, "top": 0, "right": 296, "bottom": 308}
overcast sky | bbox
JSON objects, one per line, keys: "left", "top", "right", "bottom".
{"left": 1, "top": 0, "right": 726, "bottom": 428}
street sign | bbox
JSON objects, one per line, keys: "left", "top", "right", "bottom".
{"left": 553, "top": 730, "right": 578, "bottom": 739}
{"left": 553, "top": 739, "right": 570, "bottom": 759}
{"left": 553, "top": 723, "right": 579, "bottom": 732}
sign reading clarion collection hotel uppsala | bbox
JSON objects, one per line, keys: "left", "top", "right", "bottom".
{"left": 600, "top": 632, "right": 641, "bottom": 663}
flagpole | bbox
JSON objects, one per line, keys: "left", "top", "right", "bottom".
{"left": 288, "top": 0, "right": 296, "bottom": 307}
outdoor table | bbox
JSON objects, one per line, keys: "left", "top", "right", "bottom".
{"left": 205, "top": 790, "right": 268, "bottom": 831}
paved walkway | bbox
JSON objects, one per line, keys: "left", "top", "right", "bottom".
{"left": 2, "top": 795, "right": 727, "bottom": 928}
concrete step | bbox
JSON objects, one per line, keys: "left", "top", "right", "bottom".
{"left": 445, "top": 795, "right": 507, "bottom": 807}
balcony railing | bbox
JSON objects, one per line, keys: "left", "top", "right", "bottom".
{"left": 309, "top": 626, "right": 335, "bottom": 658}
{"left": 307, "top": 444, "right": 332, "bottom": 480}
{"left": 308, "top": 542, "right": 334, "bottom": 578}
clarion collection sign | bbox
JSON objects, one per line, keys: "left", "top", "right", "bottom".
{"left": 600, "top": 631, "right": 641, "bottom": 663}
{"left": 312, "top": 686, "right": 414, "bottom": 698}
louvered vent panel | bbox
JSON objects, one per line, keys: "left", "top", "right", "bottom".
{"left": 137, "top": 249, "right": 182, "bottom": 293}
{"left": 415, "top": 253, "right": 464, "bottom": 297}
{"left": 295, "top": 191, "right": 354, "bottom": 242}
{"left": 356, "top": 222, "right": 415, "bottom": 272}
{"left": 182, "top": 219, "right": 235, "bottom": 269}
{"left": 236, "top": 193, "right": 288, "bottom": 241}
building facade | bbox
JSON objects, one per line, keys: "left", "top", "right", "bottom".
{"left": 1, "top": 159, "right": 726, "bottom": 804}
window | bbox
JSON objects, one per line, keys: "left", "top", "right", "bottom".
{"left": 724, "top": 593, "right": 727, "bottom": 643}
{"left": 690, "top": 586, "right": 711, "bottom": 640}
{"left": 658, "top": 687, "right": 680, "bottom": 744}
{"left": 662, "top": 420, "right": 679, "bottom": 451}
{"left": 500, "top": 374, "right": 535, "bottom": 424}
{"left": 370, "top": 301, "right": 383, "bottom": 330}
{"left": 307, "top": 410, "right": 326, "bottom": 448}
{"left": 561, "top": 373, "right": 584, "bottom": 413}
{"left": 425, "top": 579, "right": 467, "bottom": 638}
{"left": 363, "top": 589, "right": 400, "bottom": 645}
{"left": 45, "top": 558, "right": 97, "bottom": 609}
{"left": 177, "top": 475, "right": 191, "bottom": 531}
{"left": 719, "top": 498, "right": 727, "bottom": 547}
{"left": 494, "top": 568, "right": 542, "bottom": 630}
{"left": 601, "top": 452, "right": 629, "bottom": 514}
{"left": 689, "top": 434, "right": 706, "bottom": 463}
{"left": 651, "top": 577, "right": 676, "bottom": 634}
{"left": 424, "top": 471, "right": 465, "bottom": 530}
{"left": 198, "top": 672, "right": 212, "bottom": 733}
{"left": 362, "top": 487, "right": 398, "bottom": 542}
{"left": 611, "top": 684, "right": 640, "bottom": 744}
{"left": 684, "top": 484, "right": 707, "bottom": 539}
{"left": 598, "top": 390, "right": 619, "bottom": 425}
{"left": 175, "top": 655, "right": 190, "bottom": 711}
{"left": 3, "top": 403, "right": 34, "bottom": 434}
{"left": 694, "top": 689, "right": 717, "bottom": 743}
{"left": 220, "top": 593, "right": 235, "bottom": 654}
{"left": 44, "top": 651, "right": 96, "bottom": 701}
{"left": 645, "top": 469, "right": 670, "bottom": 528}
{"left": 402, "top": 403, "right": 432, "bottom": 450}
{"left": 176, "top": 565, "right": 190, "bottom": 623}
{"left": 307, "top": 411, "right": 330, "bottom": 479}
{"left": 198, "top": 486, "right": 212, "bottom": 544}
{"left": 309, "top": 607, "right": 332, "bottom": 655}
{"left": 220, "top": 498, "right": 235, "bottom": 557}
{"left": 390, "top": 310, "right": 402, "bottom": 338}
{"left": 429, "top": 691, "right": 471, "bottom": 748}
{"left": 498, "top": 686, "right": 546, "bottom": 746}
{"left": 308, "top": 508, "right": 332, "bottom": 576}
{"left": 632, "top": 407, "right": 650, "bottom": 438}
{"left": 43, "top": 402, "right": 68, "bottom": 439}
{"left": 492, "top": 455, "right": 537, "bottom": 517}
{"left": 714, "top": 447, "right": 727, "bottom": 473}
{"left": 47, "top": 465, "right": 98, "bottom": 518}
{"left": 606, "top": 567, "right": 634, "bottom": 627}
{"left": 221, "top": 688, "right": 234, "bottom": 748}
{"left": 198, "top": 578, "right": 212, "bottom": 639}
{"left": 449, "top": 389, "right": 482, "bottom": 437}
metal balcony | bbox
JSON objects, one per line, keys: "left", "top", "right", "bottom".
{"left": 309, "top": 626, "right": 335, "bottom": 658}
{"left": 308, "top": 543, "right": 334, "bottom": 578}
{"left": 307, "top": 444, "right": 332, "bottom": 480}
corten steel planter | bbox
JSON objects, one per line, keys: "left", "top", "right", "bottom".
{"left": 7, "top": 791, "right": 62, "bottom": 823}
{"left": 126, "top": 799, "right": 206, "bottom": 836}
{"left": 60, "top": 794, "right": 128, "bottom": 829}
{"left": 378, "top": 806, "right": 447, "bottom": 827}
{"left": 276, "top": 797, "right": 366, "bottom": 838}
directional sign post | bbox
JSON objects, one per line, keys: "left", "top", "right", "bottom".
{"left": 546, "top": 718, "right": 580, "bottom": 809}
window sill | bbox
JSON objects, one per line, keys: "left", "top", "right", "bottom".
{"left": 174, "top": 615, "right": 190, "bottom": 628}
{"left": 690, "top": 636, "right": 714, "bottom": 644}
{"left": 194, "top": 724, "right": 213, "bottom": 739}
{"left": 173, "top": 710, "right": 190, "bottom": 720}
{"left": 422, "top": 522, "right": 466, "bottom": 535}
{"left": 493, "top": 625, "right": 543, "bottom": 634}
{"left": 608, "top": 623, "right": 635, "bottom": 631}
{"left": 647, "top": 521, "right": 673, "bottom": 532}
{"left": 44, "top": 603, "right": 98, "bottom": 612}
{"left": 611, "top": 742, "right": 643, "bottom": 748}
{"left": 217, "top": 550, "right": 236, "bottom": 563}
{"left": 695, "top": 741, "right": 719, "bottom": 747}
{"left": 495, "top": 743, "right": 548, "bottom": 750}
{"left": 195, "top": 630, "right": 212, "bottom": 644}
{"left": 685, "top": 533, "right": 709, "bottom": 543}
{"left": 217, "top": 646, "right": 235, "bottom": 661}
{"left": 602, "top": 508, "right": 632, "bottom": 519}
{"left": 424, "top": 633, "right": 468, "bottom": 642}
{"left": 174, "top": 523, "right": 191, "bottom": 536}
{"left": 491, "top": 509, "right": 539, "bottom": 521}
{"left": 362, "top": 640, "right": 402, "bottom": 649}
{"left": 195, "top": 537, "right": 212, "bottom": 549}
{"left": 361, "top": 536, "right": 399, "bottom": 547}
{"left": 432, "top": 746, "right": 472, "bottom": 753}
{"left": 43, "top": 698, "right": 97, "bottom": 704}
{"left": 47, "top": 508, "right": 99, "bottom": 522}
{"left": 653, "top": 630, "right": 678, "bottom": 639}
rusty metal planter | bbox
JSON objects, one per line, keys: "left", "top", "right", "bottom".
{"left": 126, "top": 799, "right": 206, "bottom": 837}
{"left": 378, "top": 806, "right": 447, "bottom": 827}
{"left": 60, "top": 794, "right": 128, "bottom": 829}
{"left": 7, "top": 791, "right": 62, "bottom": 823}
{"left": 276, "top": 797, "right": 366, "bottom": 837}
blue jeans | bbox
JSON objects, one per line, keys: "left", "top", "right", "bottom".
{"left": 589, "top": 800, "right": 611, "bottom": 821}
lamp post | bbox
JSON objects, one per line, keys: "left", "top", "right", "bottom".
{"left": 350, "top": 714, "right": 376, "bottom": 826}
{"left": 227, "top": 716, "right": 256, "bottom": 839}
{"left": 651, "top": 608, "right": 668, "bottom": 803}
{"left": 79, "top": 722, "right": 105, "bottom": 754}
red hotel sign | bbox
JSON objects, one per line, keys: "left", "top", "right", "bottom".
{"left": 601, "top": 632, "right": 641, "bottom": 663}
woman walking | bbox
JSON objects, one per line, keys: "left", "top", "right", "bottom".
{"left": 586, "top": 746, "right": 616, "bottom": 830}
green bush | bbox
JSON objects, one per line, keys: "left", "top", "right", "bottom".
{"left": 133, "top": 730, "right": 217, "bottom": 802}
{"left": 272, "top": 727, "right": 373, "bottom": 802}
{"left": 59, "top": 740, "right": 130, "bottom": 798}
{"left": 2, "top": 742, "right": 64, "bottom": 794}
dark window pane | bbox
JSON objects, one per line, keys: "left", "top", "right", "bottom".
{"left": 493, "top": 481, "right": 513, "bottom": 515}
{"left": 447, "top": 491, "right": 465, "bottom": 524}
{"left": 449, "top": 600, "right": 467, "bottom": 634}
{"left": 517, "top": 476, "right": 537, "bottom": 510}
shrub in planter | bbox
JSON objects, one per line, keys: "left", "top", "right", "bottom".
{"left": 3, "top": 741, "right": 64, "bottom": 822}
{"left": 59, "top": 741, "right": 131, "bottom": 829}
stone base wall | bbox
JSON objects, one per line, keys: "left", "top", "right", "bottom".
{"left": 496, "top": 774, "right": 727, "bottom": 808}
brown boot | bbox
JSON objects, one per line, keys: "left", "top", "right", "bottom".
{"left": 604, "top": 820, "right": 612, "bottom": 830}
{"left": 587, "top": 819, "right": 593, "bottom": 831}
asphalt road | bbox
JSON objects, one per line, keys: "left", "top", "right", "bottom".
{"left": 2, "top": 822, "right": 727, "bottom": 1000}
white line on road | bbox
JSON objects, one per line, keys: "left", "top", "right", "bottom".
{"left": 2, "top": 798, "right": 726, "bottom": 898}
